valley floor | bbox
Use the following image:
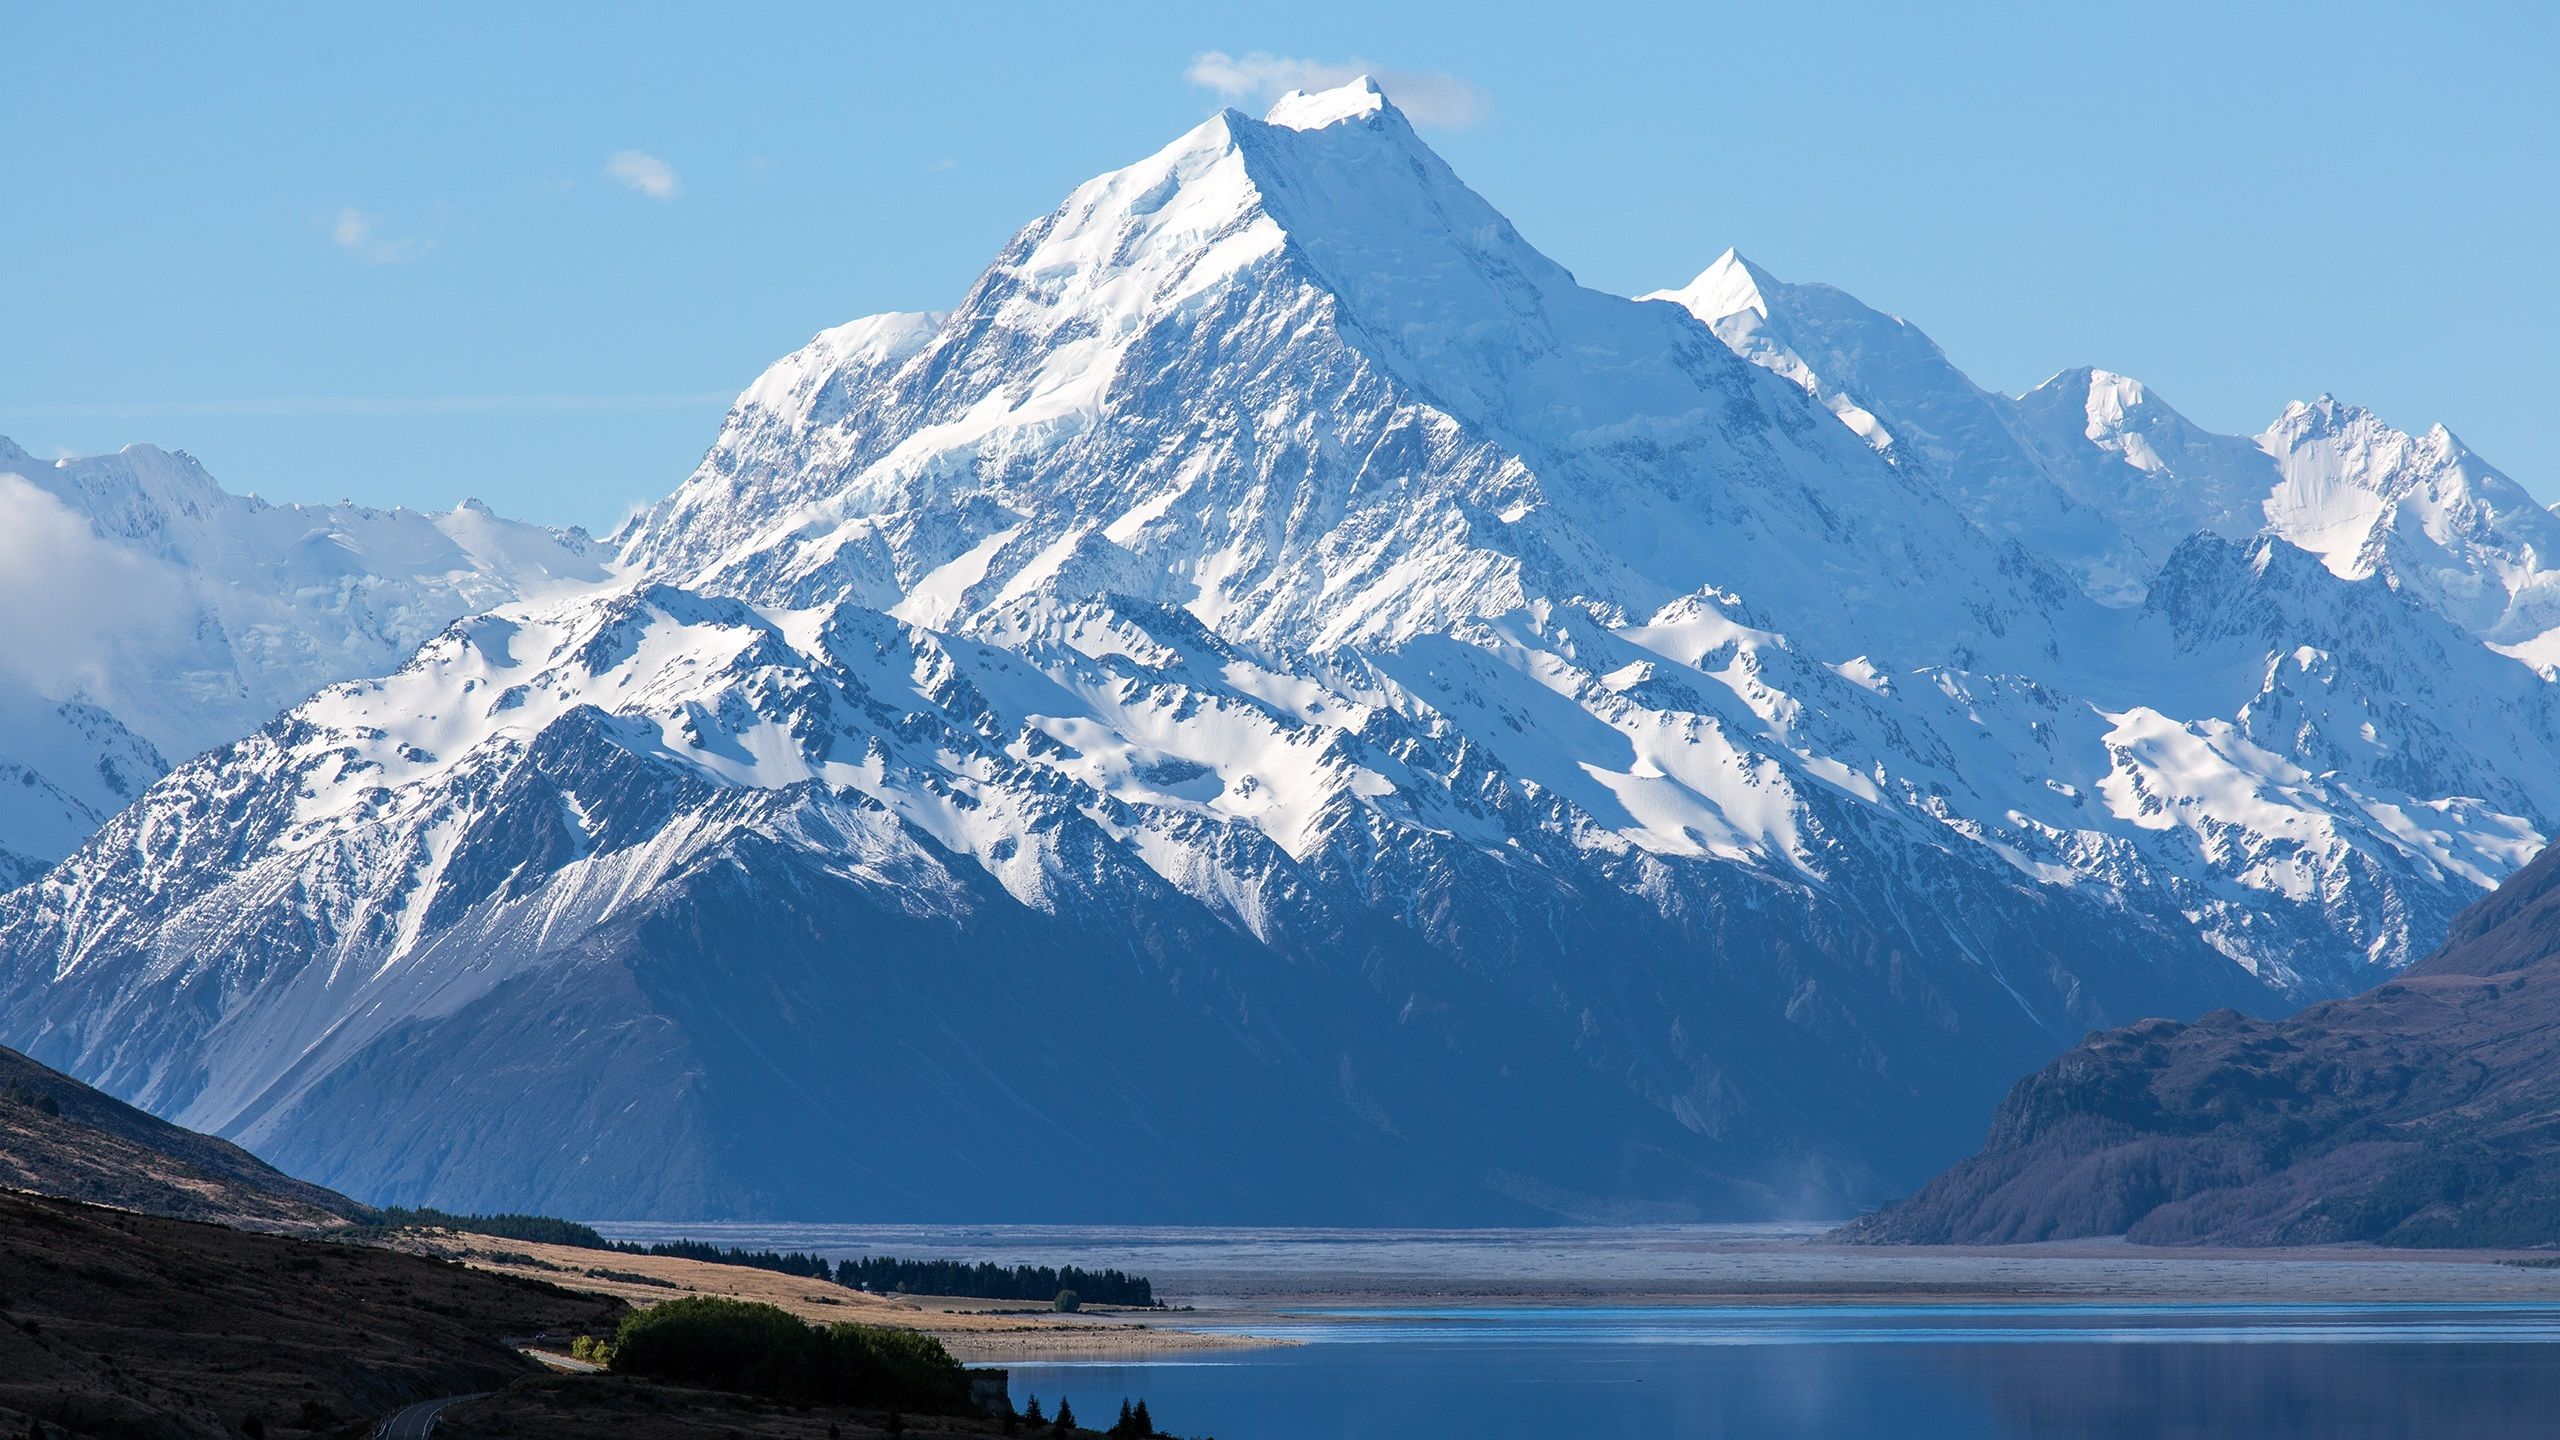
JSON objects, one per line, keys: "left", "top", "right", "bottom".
{"left": 396, "top": 1230, "right": 1284, "bottom": 1361}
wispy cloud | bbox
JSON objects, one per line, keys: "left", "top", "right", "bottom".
{"left": 604, "top": 149, "right": 681, "bottom": 201}
{"left": 1184, "top": 50, "right": 1490, "bottom": 130}
{"left": 0, "top": 472, "right": 187, "bottom": 700}
{"left": 10, "top": 393, "right": 732, "bottom": 419}
{"left": 327, "top": 207, "right": 434, "bottom": 264}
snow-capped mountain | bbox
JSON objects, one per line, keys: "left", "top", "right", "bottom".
{"left": 1650, "top": 253, "right": 2560, "bottom": 657}
{"left": 1, "top": 80, "right": 2551, "bottom": 1222}
{"left": 2258, "top": 396, "right": 2560, "bottom": 660}
{"left": 0, "top": 437, "right": 610, "bottom": 884}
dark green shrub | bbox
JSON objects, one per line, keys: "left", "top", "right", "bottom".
{"left": 607, "top": 1296, "right": 968, "bottom": 1411}
{"left": 611, "top": 1296, "right": 807, "bottom": 1392}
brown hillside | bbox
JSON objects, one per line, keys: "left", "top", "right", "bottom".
{"left": 0, "top": 1042, "right": 365, "bottom": 1230}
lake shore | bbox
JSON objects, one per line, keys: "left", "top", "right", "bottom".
{"left": 1160, "top": 1235, "right": 2560, "bottom": 1312}
{"left": 531, "top": 1222, "right": 2560, "bottom": 1358}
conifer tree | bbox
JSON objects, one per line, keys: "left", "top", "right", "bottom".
{"left": 1023, "top": 1396, "right": 1045, "bottom": 1424}
{"left": 1054, "top": 1397, "right": 1076, "bottom": 1431}
{"left": 1132, "top": 1399, "right": 1154, "bottom": 1436}
{"left": 1114, "top": 1399, "right": 1135, "bottom": 1435}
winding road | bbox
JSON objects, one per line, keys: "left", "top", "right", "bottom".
{"left": 371, "top": 1392, "right": 485, "bottom": 1440}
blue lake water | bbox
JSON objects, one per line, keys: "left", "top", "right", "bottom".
{"left": 1006, "top": 1303, "right": 2560, "bottom": 1440}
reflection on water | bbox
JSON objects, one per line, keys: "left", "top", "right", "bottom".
{"left": 1007, "top": 1305, "right": 2560, "bottom": 1440}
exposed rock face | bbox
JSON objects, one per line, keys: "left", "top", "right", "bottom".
{"left": 1842, "top": 841, "right": 2560, "bottom": 1246}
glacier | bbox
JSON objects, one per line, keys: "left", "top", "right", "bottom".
{"left": 2, "top": 78, "right": 2554, "bottom": 1222}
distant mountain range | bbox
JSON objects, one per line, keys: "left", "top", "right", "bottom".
{"left": 2, "top": 78, "right": 2553, "bottom": 1222}
{"left": 1650, "top": 252, "right": 2560, "bottom": 648}
{"left": 0, "top": 436, "right": 608, "bottom": 885}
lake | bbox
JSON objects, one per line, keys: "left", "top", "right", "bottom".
{"left": 1009, "top": 1303, "right": 2560, "bottom": 1439}
{"left": 589, "top": 1222, "right": 2560, "bottom": 1439}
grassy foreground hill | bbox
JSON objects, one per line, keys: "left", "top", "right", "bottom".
{"left": 0, "top": 1189, "right": 622, "bottom": 1438}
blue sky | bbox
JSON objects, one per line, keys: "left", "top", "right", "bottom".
{"left": 5, "top": 2, "right": 2554, "bottom": 529}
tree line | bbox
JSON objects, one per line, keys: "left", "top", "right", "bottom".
{"left": 836, "top": 1257, "right": 1154, "bottom": 1307}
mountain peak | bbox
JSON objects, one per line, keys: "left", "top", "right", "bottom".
{"left": 2268, "top": 396, "right": 2476, "bottom": 468}
{"left": 2031, "top": 366, "right": 2159, "bottom": 424}
{"left": 1263, "top": 74, "right": 1390, "bottom": 131}
{"left": 2275, "top": 393, "right": 2379, "bottom": 432}
{"left": 1648, "top": 248, "right": 1778, "bottom": 322}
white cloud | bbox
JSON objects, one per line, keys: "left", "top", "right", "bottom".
{"left": 0, "top": 472, "right": 186, "bottom": 700}
{"left": 605, "top": 149, "right": 681, "bottom": 201}
{"left": 1184, "top": 50, "right": 1490, "bottom": 129}
{"left": 327, "top": 207, "right": 433, "bottom": 264}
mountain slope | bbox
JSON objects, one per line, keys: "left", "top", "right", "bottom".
{"left": 1, "top": 80, "right": 2554, "bottom": 1222}
{"left": 0, "top": 1040, "right": 364, "bottom": 1230}
{"left": 1840, "top": 840, "right": 2560, "bottom": 1246}
{"left": 4, "top": 582, "right": 2250, "bottom": 1220}
{"left": 0, "top": 437, "right": 611, "bottom": 882}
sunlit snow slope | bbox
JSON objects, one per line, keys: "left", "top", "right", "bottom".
{"left": 3, "top": 80, "right": 2552, "bottom": 1223}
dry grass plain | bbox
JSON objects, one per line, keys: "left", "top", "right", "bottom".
{"left": 392, "top": 1230, "right": 1277, "bottom": 1361}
